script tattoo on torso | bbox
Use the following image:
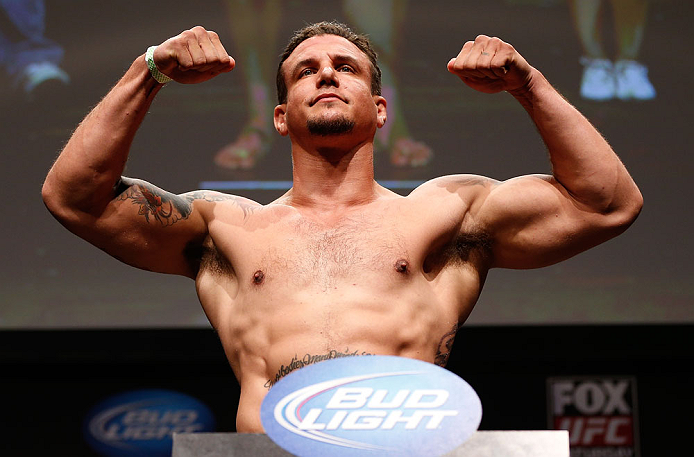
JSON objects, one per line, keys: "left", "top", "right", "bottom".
{"left": 265, "top": 349, "right": 374, "bottom": 389}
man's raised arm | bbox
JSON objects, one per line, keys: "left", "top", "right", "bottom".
{"left": 42, "top": 26, "right": 235, "bottom": 277}
{"left": 446, "top": 35, "right": 643, "bottom": 269}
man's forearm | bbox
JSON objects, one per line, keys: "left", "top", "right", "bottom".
{"left": 509, "top": 69, "right": 642, "bottom": 216}
{"left": 43, "top": 55, "right": 163, "bottom": 217}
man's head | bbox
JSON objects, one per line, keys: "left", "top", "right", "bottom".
{"left": 276, "top": 21, "right": 382, "bottom": 105}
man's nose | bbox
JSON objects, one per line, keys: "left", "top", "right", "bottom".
{"left": 317, "top": 66, "right": 338, "bottom": 87}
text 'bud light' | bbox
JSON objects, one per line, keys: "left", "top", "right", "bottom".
{"left": 261, "top": 355, "right": 482, "bottom": 456}
{"left": 83, "top": 389, "right": 216, "bottom": 457}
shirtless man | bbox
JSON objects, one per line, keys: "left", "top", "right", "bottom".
{"left": 41, "top": 22, "right": 642, "bottom": 432}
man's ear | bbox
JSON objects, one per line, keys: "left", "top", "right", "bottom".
{"left": 374, "top": 95, "right": 387, "bottom": 128}
{"left": 274, "top": 104, "right": 288, "bottom": 136}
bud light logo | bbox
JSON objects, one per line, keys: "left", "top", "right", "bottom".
{"left": 261, "top": 356, "right": 482, "bottom": 456}
{"left": 83, "top": 389, "right": 216, "bottom": 457}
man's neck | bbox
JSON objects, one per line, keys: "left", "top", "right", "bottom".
{"left": 287, "top": 141, "right": 380, "bottom": 213}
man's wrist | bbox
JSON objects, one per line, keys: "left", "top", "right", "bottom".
{"left": 145, "top": 46, "right": 173, "bottom": 84}
{"left": 507, "top": 68, "right": 553, "bottom": 110}
{"left": 506, "top": 67, "right": 541, "bottom": 96}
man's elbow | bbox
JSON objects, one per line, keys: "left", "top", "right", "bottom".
{"left": 41, "top": 176, "right": 60, "bottom": 217}
{"left": 41, "top": 175, "right": 82, "bottom": 226}
{"left": 630, "top": 187, "right": 644, "bottom": 220}
{"left": 606, "top": 187, "right": 643, "bottom": 233}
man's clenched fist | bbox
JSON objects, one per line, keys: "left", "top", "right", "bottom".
{"left": 447, "top": 35, "right": 534, "bottom": 94}
{"left": 153, "top": 26, "right": 235, "bottom": 84}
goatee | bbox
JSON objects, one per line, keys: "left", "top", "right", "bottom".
{"left": 307, "top": 117, "right": 355, "bottom": 136}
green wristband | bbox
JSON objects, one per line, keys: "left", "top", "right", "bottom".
{"left": 145, "top": 46, "right": 173, "bottom": 84}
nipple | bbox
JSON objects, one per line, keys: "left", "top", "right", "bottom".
{"left": 253, "top": 270, "right": 265, "bottom": 285}
{"left": 395, "top": 259, "right": 409, "bottom": 274}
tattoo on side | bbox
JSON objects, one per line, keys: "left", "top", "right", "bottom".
{"left": 265, "top": 349, "right": 374, "bottom": 389}
{"left": 434, "top": 323, "right": 460, "bottom": 367}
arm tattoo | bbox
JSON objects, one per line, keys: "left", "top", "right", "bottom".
{"left": 115, "top": 180, "right": 192, "bottom": 226}
{"left": 114, "top": 178, "right": 259, "bottom": 226}
{"left": 448, "top": 176, "right": 500, "bottom": 190}
{"left": 434, "top": 323, "right": 460, "bottom": 367}
{"left": 183, "top": 190, "right": 239, "bottom": 203}
{"left": 452, "top": 176, "right": 494, "bottom": 187}
{"left": 184, "top": 191, "right": 261, "bottom": 221}
{"left": 435, "top": 175, "right": 500, "bottom": 197}
{"left": 265, "top": 348, "right": 374, "bottom": 389}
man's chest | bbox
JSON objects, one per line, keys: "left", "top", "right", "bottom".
{"left": 225, "top": 214, "right": 416, "bottom": 289}
{"left": 205, "top": 203, "right": 483, "bottom": 288}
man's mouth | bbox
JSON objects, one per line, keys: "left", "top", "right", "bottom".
{"left": 311, "top": 93, "right": 344, "bottom": 106}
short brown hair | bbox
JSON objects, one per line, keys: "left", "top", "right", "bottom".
{"left": 276, "top": 21, "right": 381, "bottom": 104}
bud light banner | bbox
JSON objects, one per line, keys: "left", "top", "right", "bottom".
{"left": 83, "top": 389, "right": 216, "bottom": 457}
{"left": 261, "top": 355, "right": 482, "bottom": 456}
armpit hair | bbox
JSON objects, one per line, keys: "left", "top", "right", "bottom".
{"left": 447, "top": 230, "right": 492, "bottom": 263}
{"left": 424, "top": 227, "right": 492, "bottom": 276}
{"left": 185, "top": 237, "right": 233, "bottom": 276}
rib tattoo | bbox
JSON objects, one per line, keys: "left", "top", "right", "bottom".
{"left": 434, "top": 323, "right": 460, "bottom": 367}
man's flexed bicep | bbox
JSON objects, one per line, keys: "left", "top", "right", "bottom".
{"left": 474, "top": 174, "right": 638, "bottom": 270}
{"left": 448, "top": 34, "right": 642, "bottom": 268}
{"left": 47, "top": 177, "right": 212, "bottom": 278}
{"left": 41, "top": 25, "right": 237, "bottom": 277}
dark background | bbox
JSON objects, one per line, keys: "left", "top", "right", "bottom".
{"left": 1, "top": 0, "right": 691, "bottom": 328}
{"left": 2, "top": 326, "right": 691, "bottom": 455}
{"left": 1, "top": 0, "right": 692, "bottom": 455}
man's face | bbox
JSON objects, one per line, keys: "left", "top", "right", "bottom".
{"left": 274, "top": 34, "right": 386, "bottom": 144}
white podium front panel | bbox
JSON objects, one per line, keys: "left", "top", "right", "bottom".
{"left": 173, "top": 430, "right": 569, "bottom": 457}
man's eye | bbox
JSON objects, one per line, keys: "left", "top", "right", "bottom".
{"left": 337, "top": 66, "right": 353, "bottom": 72}
{"left": 301, "top": 68, "right": 315, "bottom": 77}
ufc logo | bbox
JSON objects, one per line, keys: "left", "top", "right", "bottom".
{"left": 548, "top": 378, "right": 637, "bottom": 449}
{"left": 554, "top": 416, "right": 633, "bottom": 446}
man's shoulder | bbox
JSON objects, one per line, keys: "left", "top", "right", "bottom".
{"left": 182, "top": 190, "right": 265, "bottom": 222}
{"left": 400, "top": 175, "right": 502, "bottom": 231}
{"left": 408, "top": 174, "right": 499, "bottom": 200}
{"left": 183, "top": 190, "right": 259, "bottom": 205}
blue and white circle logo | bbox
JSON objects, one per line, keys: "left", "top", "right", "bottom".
{"left": 83, "top": 389, "right": 216, "bottom": 457}
{"left": 261, "top": 355, "right": 482, "bottom": 456}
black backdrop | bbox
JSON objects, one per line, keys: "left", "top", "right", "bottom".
{"left": 1, "top": 326, "right": 691, "bottom": 455}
